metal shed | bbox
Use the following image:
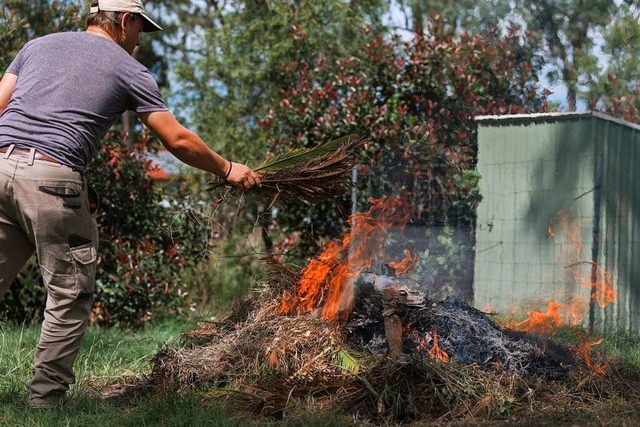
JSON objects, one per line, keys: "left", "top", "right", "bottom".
{"left": 474, "top": 112, "right": 640, "bottom": 335}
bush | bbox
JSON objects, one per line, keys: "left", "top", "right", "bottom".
{"left": 259, "top": 19, "right": 549, "bottom": 300}
{"left": 0, "top": 258, "right": 45, "bottom": 324}
{"left": 88, "top": 132, "right": 209, "bottom": 327}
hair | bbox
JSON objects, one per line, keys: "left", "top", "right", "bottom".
{"left": 86, "top": 0, "right": 142, "bottom": 43}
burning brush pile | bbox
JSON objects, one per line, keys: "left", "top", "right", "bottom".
{"left": 151, "top": 196, "right": 640, "bottom": 423}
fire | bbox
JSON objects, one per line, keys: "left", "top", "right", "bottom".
{"left": 388, "top": 249, "right": 418, "bottom": 275}
{"left": 279, "top": 196, "right": 414, "bottom": 323}
{"left": 428, "top": 327, "right": 449, "bottom": 362}
{"left": 508, "top": 209, "right": 617, "bottom": 373}
{"left": 509, "top": 301, "right": 563, "bottom": 335}
{"left": 481, "top": 305, "right": 494, "bottom": 314}
{"left": 510, "top": 210, "right": 617, "bottom": 332}
{"left": 577, "top": 337, "right": 608, "bottom": 375}
{"left": 279, "top": 196, "right": 613, "bottom": 374}
{"left": 553, "top": 210, "right": 617, "bottom": 311}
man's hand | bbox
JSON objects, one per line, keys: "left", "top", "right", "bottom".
{"left": 225, "top": 162, "right": 261, "bottom": 191}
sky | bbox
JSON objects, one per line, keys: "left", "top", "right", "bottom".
{"left": 154, "top": 1, "right": 619, "bottom": 115}
{"left": 381, "top": 1, "right": 614, "bottom": 111}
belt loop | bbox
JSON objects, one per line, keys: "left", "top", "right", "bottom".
{"left": 3, "top": 144, "right": 15, "bottom": 159}
{"left": 27, "top": 148, "right": 36, "bottom": 166}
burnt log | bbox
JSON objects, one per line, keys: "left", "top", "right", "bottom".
{"left": 382, "top": 286, "right": 405, "bottom": 357}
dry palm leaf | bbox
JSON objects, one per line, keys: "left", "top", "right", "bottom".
{"left": 210, "top": 134, "right": 364, "bottom": 205}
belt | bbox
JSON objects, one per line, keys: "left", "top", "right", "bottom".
{"left": 0, "top": 146, "right": 60, "bottom": 164}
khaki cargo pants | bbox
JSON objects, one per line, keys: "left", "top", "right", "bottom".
{"left": 0, "top": 145, "right": 98, "bottom": 408}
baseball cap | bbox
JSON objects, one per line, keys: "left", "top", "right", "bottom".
{"left": 90, "top": 0, "right": 163, "bottom": 33}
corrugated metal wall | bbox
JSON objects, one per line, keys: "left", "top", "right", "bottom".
{"left": 474, "top": 113, "right": 640, "bottom": 334}
{"left": 598, "top": 119, "right": 640, "bottom": 334}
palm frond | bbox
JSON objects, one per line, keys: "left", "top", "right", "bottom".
{"left": 255, "top": 134, "right": 359, "bottom": 172}
{"left": 333, "top": 348, "right": 364, "bottom": 374}
{"left": 210, "top": 134, "right": 365, "bottom": 205}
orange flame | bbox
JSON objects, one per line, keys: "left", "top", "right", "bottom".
{"left": 482, "top": 305, "right": 494, "bottom": 314}
{"left": 507, "top": 209, "right": 617, "bottom": 374}
{"left": 510, "top": 210, "right": 617, "bottom": 333}
{"left": 552, "top": 210, "right": 617, "bottom": 310}
{"left": 428, "top": 327, "right": 450, "bottom": 362}
{"left": 509, "top": 301, "right": 563, "bottom": 335}
{"left": 388, "top": 249, "right": 418, "bottom": 275}
{"left": 279, "top": 196, "right": 414, "bottom": 323}
{"left": 577, "top": 337, "right": 608, "bottom": 375}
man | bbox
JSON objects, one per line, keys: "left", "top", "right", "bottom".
{"left": 0, "top": 0, "right": 260, "bottom": 408}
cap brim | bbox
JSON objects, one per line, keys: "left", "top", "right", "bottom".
{"left": 141, "top": 13, "right": 163, "bottom": 32}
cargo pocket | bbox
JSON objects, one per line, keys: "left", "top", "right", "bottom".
{"left": 38, "top": 182, "right": 82, "bottom": 198}
{"left": 70, "top": 243, "right": 97, "bottom": 300}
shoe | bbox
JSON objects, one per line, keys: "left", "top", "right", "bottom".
{"left": 29, "top": 395, "right": 71, "bottom": 409}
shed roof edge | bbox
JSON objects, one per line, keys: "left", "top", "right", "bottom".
{"left": 475, "top": 111, "right": 640, "bottom": 131}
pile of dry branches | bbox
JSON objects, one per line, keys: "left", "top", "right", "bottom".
{"left": 150, "top": 259, "right": 640, "bottom": 424}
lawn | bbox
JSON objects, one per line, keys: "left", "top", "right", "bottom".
{"left": 0, "top": 319, "right": 348, "bottom": 427}
{"left": 3, "top": 319, "right": 640, "bottom": 426}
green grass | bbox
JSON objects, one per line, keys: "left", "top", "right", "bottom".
{"left": 0, "top": 319, "right": 349, "bottom": 427}
{"left": 5, "top": 319, "right": 640, "bottom": 427}
{"left": 601, "top": 334, "right": 640, "bottom": 361}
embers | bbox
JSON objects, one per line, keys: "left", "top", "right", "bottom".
{"left": 345, "top": 272, "right": 578, "bottom": 379}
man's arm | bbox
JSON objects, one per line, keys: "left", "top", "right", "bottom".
{"left": 0, "top": 73, "right": 18, "bottom": 115}
{"left": 139, "top": 110, "right": 260, "bottom": 189}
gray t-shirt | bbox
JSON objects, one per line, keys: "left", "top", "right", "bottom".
{"left": 0, "top": 32, "right": 168, "bottom": 170}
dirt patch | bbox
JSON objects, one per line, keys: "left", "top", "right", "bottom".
{"left": 86, "top": 377, "right": 153, "bottom": 407}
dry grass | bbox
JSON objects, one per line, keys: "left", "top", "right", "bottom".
{"left": 150, "top": 260, "right": 640, "bottom": 424}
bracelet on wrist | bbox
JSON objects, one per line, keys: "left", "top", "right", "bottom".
{"left": 223, "top": 160, "right": 233, "bottom": 180}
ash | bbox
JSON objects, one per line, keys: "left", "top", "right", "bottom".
{"left": 345, "top": 281, "right": 387, "bottom": 353}
{"left": 345, "top": 276, "right": 576, "bottom": 379}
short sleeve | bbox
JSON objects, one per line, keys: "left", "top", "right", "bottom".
{"left": 6, "top": 43, "right": 28, "bottom": 76}
{"left": 129, "top": 69, "right": 168, "bottom": 113}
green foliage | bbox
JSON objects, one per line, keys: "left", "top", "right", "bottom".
{"left": 395, "top": 1, "right": 640, "bottom": 115}
{"left": 513, "top": 0, "right": 617, "bottom": 111}
{"left": 166, "top": 0, "right": 386, "bottom": 161}
{"left": 0, "top": 0, "right": 84, "bottom": 72}
{"left": 154, "top": 0, "right": 390, "bottom": 289}
{"left": 261, "top": 17, "right": 548, "bottom": 299}
{"left": 395, "top": 0, "right": 512, "bottom": 34}
{"left": 86, "top": 133, "right": 209, "bottom": 327}
{"left": 584, "top": 4, "right": 640, "bottom": 120}
{"left": 333, "top": 348, "right": 363, "bottom": 374}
